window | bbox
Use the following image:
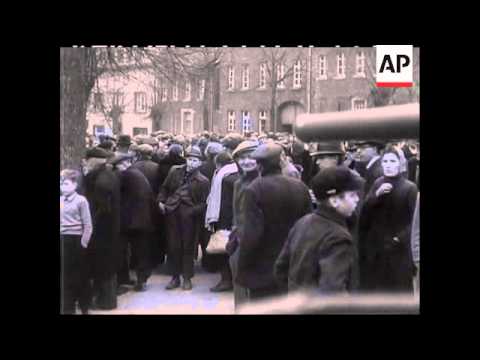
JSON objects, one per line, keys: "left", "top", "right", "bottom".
{"left": 184, "top": 81, "right": 191, "bottom": 101}
{"left": 241, "top": 65, "right": 250, "bottom": 90}
{"left": 181, "top": 110, "right": 194, "bottom": 134}
{"left": 93, "top": 125, "right": 105, "bottom": 136}
{"left": 227, "top": 66, "right": 235, "bottom": 90}
{"left": 355, "top": 52, "right": 366, "bottom": 77}
{"left": 93, "top": 92, "right": 103, "bottom": 112}
{"left": 259, "top": 63, "right": 267, "bottom": 89}
{"left": 227, "top": 111, "right": 236, "bottom": 131}
{"left": 258, "top": 110, "right": 267, "bottom": 133}
{"left": 162, "top": 87, "right": 168, "bottom": 102}
{"left": 133, "top": 127, "right": 148, "bottom": 136}
{"left": 173, "top": 81, "right": 178, "bottom": 101}
{"left": 293, "top": 60, "right": 302, "bottom": 89}
{"left": 336, "top": 53, "right": 346, "bottom": 79}
{"left": 318, "top": 55, "right": 327, "bottom": 80}
{"left": 112, "top": 92, "right": 124, "bottom": 107}
{"left": 276, "top": 63, "right": 285, "bottom": 89}
{"left": 352, "top": 97, "right": 367, "bottom": 110}
{"left": 337, "top": 97, "right": 349, "bottom": 111}
{"left": 198, "top": 79, "right": 205, "bottom": 100}
{"left": 241, "top": 111, "right": 252, "bottom": 134}
{"left": 134, "top": 92, "right": 147, "bottom": 113}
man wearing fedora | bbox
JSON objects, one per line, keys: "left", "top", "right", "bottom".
{"left": 157, "top": 146, "right": 210, "bottom": 290}
{"left": 354, "top": 140, "right": 386, "bottom": 195}
{"left": 115, "top": 134, "right": 133, "bottom": 157}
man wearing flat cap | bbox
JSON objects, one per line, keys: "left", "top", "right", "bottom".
{"left": 235, "top": 143, "right": 312, "bottom": 301}
{"left": 157, "top": 146, "right": 210, "bottom": 291}
{"left": 274, "top": 166, "right": 362, "bottom": 294}
{"left": 81, "top": 147, "right": 121, "bottom": 310}
{"left": 111, "top": 153, "right": 155, "bottom": 293}
{"left": 130, "top": 144, "right": 166, "bottom": 270}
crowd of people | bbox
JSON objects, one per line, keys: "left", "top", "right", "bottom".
{"left": 61, "top": 129, "right": 420, "bottom": 314}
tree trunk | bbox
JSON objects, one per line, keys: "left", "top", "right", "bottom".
{"left": 60, "top": 48, "right": 97, "bottom": 170}
{"left": 270, "top": 85, "right": 276, "bottom": 133}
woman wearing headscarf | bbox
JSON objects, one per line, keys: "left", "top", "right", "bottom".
{"left": 204, "top": 151, "right": 240, "bottom": 292}
{"left": 358, "top": 146, "right": 418, "bottom": 293}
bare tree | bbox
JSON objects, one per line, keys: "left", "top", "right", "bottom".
{"left": 260, "top": 48, "right": 303, "bottom": 132}
{"left": 60, "top": 46, "right": 224, "bottom": 168}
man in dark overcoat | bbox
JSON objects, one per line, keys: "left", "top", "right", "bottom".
{"left": 82, "top": 147, "right": 121, "bottom": 310}
{"left": 112, "top": 153, "right": 156, "bottom": 292}
{"left": 131, "top": 144, "right": 166, "bottom": 269}
{"left": 235, "top": 143, "right": 312, "bottom": 301}
{"left": 157, "top": 146, "right": 210, "bottom": 291}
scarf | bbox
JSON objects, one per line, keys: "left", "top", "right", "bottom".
{"left": 205, "top": 162, "right": 238, "bottom": 231}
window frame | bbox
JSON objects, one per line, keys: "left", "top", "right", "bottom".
{"left": 292, "top": 60, "right": 302, "bottom": 89}
{"left": 259, "top": 63, "right": 267, "bottom": 90}
{"left": 258, "top": 110, "right": 267, "bottom": 133}
{"left": 317, "top": 55, "right": 327, "bottom": 80}
{"left": 134, "top": 91, "right": 147, "bottom": 113}
{"left": 335, "top": 53, "right": 346, "bottom": 79}
{"left": 354, "top": 51, "right": 366, "bottom": 78}
{"left": 241, "top": 65, "right": 250, "bottom": 90}
{"left": 241, "top": 110, "right": 252, "bottom": 134}
{"left": 227, "top": 66, "right": 235, "bottom": 91}
{"left": 172, "top": 81, "right": 178, "bottom": 101}
{"left": 184, "top": 80, "right": 191, "bottom": 102}
{"left": 351, "top": 97, "right": 367, "bottom": 111}
{"left": 276, "top": 63, "right": 285, "bottom": 89}
{"left": 227, "top": 110, "right": 236, "bottom": 132}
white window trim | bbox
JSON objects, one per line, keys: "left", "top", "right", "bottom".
{"left": 241, "top": 111, "right": 252, "bottom": 134}
{"left": 161, "top": 87, "right": 168, "bottom": 102}
{"left": 135, "top": 92, "right": 147, "bottom": 113}
{"left": 354, "top": 52, "right": 366, "bottom": 78}
{"left": 258, "top": 63, "right": 267, "bottom": 90}
{"left": 334, "top": 53, "right": 346, "bottom": 80}
{"left": 197, "top": 79, "right": 205, "bottom": 101}
{"left": 277, "top": 63, "right": 285, "bottom": 89}
{"left": 351, "top": 97, "right": 367, "bottom": 111}
{"left": 228, "top": 66, "right": 235, "bottom": 91}
{"left": 258, "top": 110, "right": 267, "bottom": 133}
{"left": 241, "top": 65, "right": 250, "bottom": 90}
{"left": 227, "top": 111, "right": 236, "bottom": 132}
{"left": 172, "top": 81, "right": 178, "bottom": 101}
{"left": 180, "top": 108, "right": 194, "bottom": 134}
{"left": 292, "top": 60, "right": 302, "bottom": 89}
{"left": 183, "top": 81, "right": 191, "bottom": 102}
{"left": 317, "top": 55, "right": 328, "bottom": 80}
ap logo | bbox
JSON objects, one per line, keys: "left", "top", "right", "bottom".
{"left": 376, "top": 45, "right": 413, "bottom": 87}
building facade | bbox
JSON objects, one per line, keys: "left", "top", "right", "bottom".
{"left": 87, "top": 47, "right": 420, "bottom": 137}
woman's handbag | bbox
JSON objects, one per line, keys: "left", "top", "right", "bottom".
{"left": 206, "top": 229, "right": 231, "bottom": 254}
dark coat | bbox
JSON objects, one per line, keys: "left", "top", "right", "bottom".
{"left": 157, "top": 154, "right": 186, "bottom": 192}
{"left": 158, "top": 166, "right": 210, "bottom": 251}
{"left": 235, "top": 168, "right": 313, "bottom": 290}
{"left": 363, "top": 157, "right": 384, "bottom": 196}
{"left": 225, "top": 170, "right": 260, "bottom": 255}
{"left": 83, "top": 164, "right": 121, "bottom": 280}
{"left": 199, "top": 158, "right": 216, "bottom": 182}
{"left": 117, "top": 167, "right": 155, "bottom": 233}
{"left": 274, "top": 204, "right": 355, "bottom": 293}
{"left": 358, "top": 175, "right": 418, "bottom": 292}
{"left": 131, "top": 159, "right": 161, "bottom": 197}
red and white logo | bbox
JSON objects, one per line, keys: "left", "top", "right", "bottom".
{"left": 376, "top": 45, "right": 413, "bottom": 87}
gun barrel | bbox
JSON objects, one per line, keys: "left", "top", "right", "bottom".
{"left": 294, "top": 103, "right": 419, "bottom": 142}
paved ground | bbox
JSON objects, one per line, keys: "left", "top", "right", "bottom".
{"left": 88, "top": 260, "right": 235, "bottom": 315}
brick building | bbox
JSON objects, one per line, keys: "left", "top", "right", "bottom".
{"left": 87, "top": 47, "right": 419, "bottom": 137}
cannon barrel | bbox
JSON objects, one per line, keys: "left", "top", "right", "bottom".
{"left": 294, "top": 103, "right": 419, "bottom": 143}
